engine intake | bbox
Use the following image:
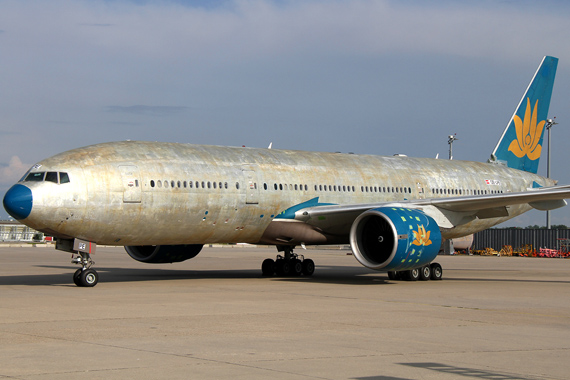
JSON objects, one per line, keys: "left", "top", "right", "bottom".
{"left": 125, "top": 244, "right": 203, "bottom": 263}
{"left": 349, "top": 207, "right": 441, "bottom": 271}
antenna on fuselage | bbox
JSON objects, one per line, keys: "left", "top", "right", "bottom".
{"left": 268, "top": 142, "right": 273, "bottom": 149}
{"left": 448, "top": 134, "right": 458, "bottom": 160}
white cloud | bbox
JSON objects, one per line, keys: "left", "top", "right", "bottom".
{"left": 0, "top": 156, "right": 29, "bottom": 185}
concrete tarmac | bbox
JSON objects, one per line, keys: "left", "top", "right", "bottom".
{"left": 0, "top": 245, "right": 569, "bottom": 380}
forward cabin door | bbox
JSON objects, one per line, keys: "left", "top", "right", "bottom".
{"left": 242, "top": 169, "right": 259, "bottom": 205}
{"left": 119, "top": 165, "right": 142, "bottom": 203}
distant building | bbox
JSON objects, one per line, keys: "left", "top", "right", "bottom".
{"left": 0, "top": 220, "right": 43, "bottom": 242}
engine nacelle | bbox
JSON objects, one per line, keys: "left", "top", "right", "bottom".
{"left": 125, "top": 244, "right": 203, "bottom": 264}
{"left": 349, "top": 207, "right": 441, "bottom": 271}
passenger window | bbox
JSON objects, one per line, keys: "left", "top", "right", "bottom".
{"left": 150, "top": 180, "right": 155, "bottom": 188}
{"left": 26, "top": 172, "right": 45, "bottom": 181}
{"left": 45, "top": 172, "right": 58, "bottom": 183}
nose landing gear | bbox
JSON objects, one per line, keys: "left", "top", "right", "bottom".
{"left": 56, "top": 238, "right": 99, "bottom": 287}
{"left": 71, "top": 252, "right": 99, "bottom": 287}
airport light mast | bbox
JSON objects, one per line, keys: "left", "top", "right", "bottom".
{"left": 546, "top": 118, "right": 558, "bottom": 229}
{"left": 448, "top": 134, "right": 458, "bottom": 160}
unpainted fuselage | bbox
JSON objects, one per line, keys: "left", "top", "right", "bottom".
{"left": 18, "top": 141, "right": 553, "bottom": 246}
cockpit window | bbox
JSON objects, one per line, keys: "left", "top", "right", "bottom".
{"left": 60, "top": 172, "right": 70, "bottom": 184}
{"left": 45, "top": 172, "right": 58, "bottom": 183}
{"left": 23, "top": 171, "right": 70, "bottom": 184}
{"left": 25, "top": 172, "right": 45, "bottom": 182}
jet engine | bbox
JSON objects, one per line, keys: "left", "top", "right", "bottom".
{"left": 349, "top": 207, "right": 441, "bottom": 271}
{"left": 125, "top": 244, "right": 203, "bottom": 264}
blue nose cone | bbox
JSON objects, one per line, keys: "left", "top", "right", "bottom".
{"left": 3, "top": 184, "right": 33, "bottom": 220}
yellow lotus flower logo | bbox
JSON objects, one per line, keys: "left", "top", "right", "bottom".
{"left": 507, "top": 98, "right": 545, "bottom": 160}
{"left": 412, "top": 225, "right": 432, "bottom": 246}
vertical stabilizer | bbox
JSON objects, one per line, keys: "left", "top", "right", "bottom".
{"left": 490, "top": 56, "right": 558, "bottom": 173}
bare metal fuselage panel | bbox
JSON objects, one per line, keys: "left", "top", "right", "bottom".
{"left": 17, "top": 141, "right": 562, "bottom": 246}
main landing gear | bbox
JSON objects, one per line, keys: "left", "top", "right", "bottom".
{"left": 261, "top": 246, "right": 315, "bottom": 277}
{"left": 387, "top": 262, "right": 442, "bottom": 281}
{"left": 71, "top": 251, "right": 99, "bottom": 287}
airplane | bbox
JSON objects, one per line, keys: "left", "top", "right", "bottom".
{"left": 3, "top": 56, "right": 569, "bottom": 287}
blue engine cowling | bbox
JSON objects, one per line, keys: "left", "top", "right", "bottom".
{"left": 349, "top": 207, "right": 442, "bottom": 271}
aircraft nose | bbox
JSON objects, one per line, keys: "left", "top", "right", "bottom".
{"left": 3, "top": 184, "right": 33, "bottom": 220}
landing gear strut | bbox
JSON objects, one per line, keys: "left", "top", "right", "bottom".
{"left": 387, "top": 262, "right": 442, "bottom": 282}
{"left": 56, "top": 238, "right": 99, "bottom": 287}
{"left": 71, "top": 251, "right": 99, "bottom": 287}
{"left": 261, "top": 245, "right": 315, "bottom": 277}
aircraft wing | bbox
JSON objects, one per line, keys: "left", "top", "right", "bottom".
{"left": 289, "top": 185, "right": 570, "bottom": 231}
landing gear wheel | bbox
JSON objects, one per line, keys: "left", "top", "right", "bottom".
{"left": 419, "top": 265, "right": 431, "bottom": 281}
{"left": 73, "top": 269, "right": 83, "bottom": 287}
{"left": 387, "top": 271, "right": 398, "bottom": 280}
{"left": 275, "top": 259, "right": 284, "bottom": 275}
{"left": 292, "top": 259, "right": 303, "bottom": 276}
{"left": 430, "top": 262, "right": 443, "bottom": 280}
{"left": 406, "top": 268, "right": 420, "bottom": 281}
{"left": 302, "top": 259, "right": 315, "bottom": 276}
{"left": 80, "top": 268, "right": 99, "bottom": 287}
{"left": 279, "top": 260, "right": 292, "bottom": 276}
{"left": 261, "top": 258, "right": 276, "bottom": 276}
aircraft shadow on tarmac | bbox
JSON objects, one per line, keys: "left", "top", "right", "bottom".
{"left": 396, "top": 362, "right": 534, "bottom": 380}
{"left": 0, "top": 265, "right": 394, "bottom": 286}
{"left": 1, "top": 265, "right": 569, "bottom": 286}
{"left": 352, "top": 361, "right": 535, "bottom": 380}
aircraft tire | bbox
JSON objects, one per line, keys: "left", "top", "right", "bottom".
{"left": 275, "top": 259, "right": 284, "bottom": 276}
{"left": 280, "top": 261, "right": 292, "bottom": 276}
{"left": 406, "top": 268, "right": 420, "bottom": 281}
{"left": 387, "top": 271, "right": 398, "bottom": 280}
{"left": 419, "top": 265, "right": 431, "bottom": 281}
{"left": 80, "top": 269, "right": 99, "bottom": 287}
{"left": 430, "top": 263, "right": 443, "bottom": 280}
{"left": 292, "top": 259, "right": 303, "bottom": 276}
{"left": 73, "top": 269, "right": 83, "bottom": 287}
{"left": 261, "top": 259, "right": 276, "bottom": 276}
{"left": 302, "top": 259, "right": 315, "bottom": 276}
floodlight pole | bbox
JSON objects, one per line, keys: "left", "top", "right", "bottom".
{"left": 546, "top": 118, "right": 558, "bottom": 229}
{"left": 448, "top": 134, "right": 458, "bottom": 160}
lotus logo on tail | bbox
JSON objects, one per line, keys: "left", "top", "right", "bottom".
{"left": 412, "top": 225, "right": 432, "bottom": 246}
{"left": 508, "top": 98, "right": 545, "bottom": 160}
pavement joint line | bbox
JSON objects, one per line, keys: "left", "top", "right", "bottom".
{"left": 0, "top": 330, "right": 333, "bottom": 379}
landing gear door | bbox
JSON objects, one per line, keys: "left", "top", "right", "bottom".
{"left": 119, "top": 165, "right": 142, "bottom": 203}
{"left": 242, "top": 169, "right": 259, "bottom": 205}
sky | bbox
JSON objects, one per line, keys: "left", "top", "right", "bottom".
{"left": 1, "top": 0, "right": 570, "bottom": 226}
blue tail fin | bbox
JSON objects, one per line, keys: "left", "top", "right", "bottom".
{"left": 490, "top": 56, "right": 558, "bottom": 173}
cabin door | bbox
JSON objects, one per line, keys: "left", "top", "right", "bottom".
{"left": 119, "top": 165, "right": 142, "bottom": 203}
{"left": 242, "top": 169, "right": 259, "bottom": 204}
